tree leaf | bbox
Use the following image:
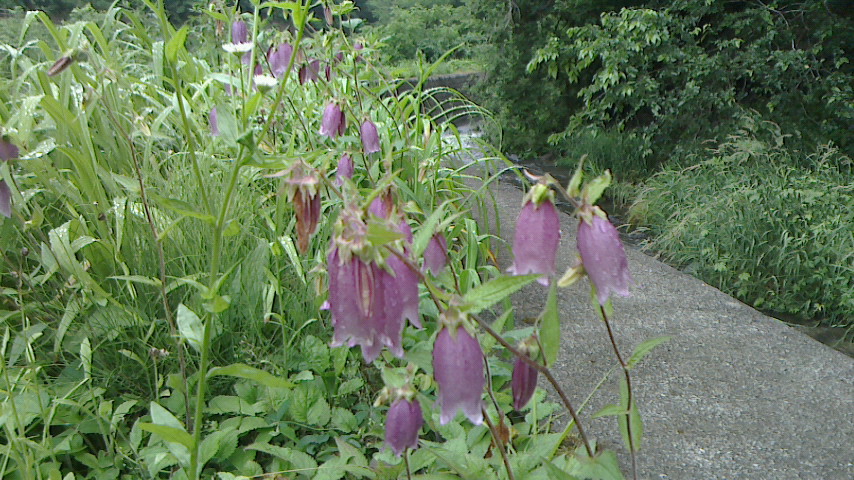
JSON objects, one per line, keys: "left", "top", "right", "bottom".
{"left": 462, "top": 274, "right": 540, "bottom": 314}
{"left": 541, "top": 283, "right": 560, "bottom": 366}
{"left": 207, "top": 363, "right": 294, "bottom": 389}
{"left": 626, "top": 336, "right": 670, "bottom": 370}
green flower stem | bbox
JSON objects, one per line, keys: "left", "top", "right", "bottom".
{"left": 187, "top": 6, "right": 309, "bottom": 478}
{"left": 482, "top": 407, "right": 516, "bottom": 480}
{"left": 599, "top": 304, "right": 638, "bottom": 480}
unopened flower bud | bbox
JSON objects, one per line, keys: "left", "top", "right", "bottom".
{"left": 360, "top": 119, "right": 381, "bottom": 154}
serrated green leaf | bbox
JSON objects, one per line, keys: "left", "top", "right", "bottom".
{"left": 366, "top": 220, "right": 404, "bottom": 246}
{"left": 626, "top": 336, "right": 670, "bottom": 370}
{"left": 541, "top": 283, "right": 560, "bottom": 366}
{"left": 165, "top": 25, "right": 188, "bottom": 63}
{"left": 462, "top": 274, "right": 540, "bottom": 314}
{"left": 570, "top": 446, "right": 625, "bottom": 480}
{"left": 176, "top": 303, "right": 203, "bottom": 352}
{"left": 246, "top": 442, "right": 318, "bottom": 473}
{"left": 544, "top": 460, "right": 582, "bottom": 480}
{"left": 207, "top": 363, "right": 294, "bottom": 389}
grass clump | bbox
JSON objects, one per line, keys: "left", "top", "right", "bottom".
{"left": 630, "top": 121, "right": 853, "bottom": 328}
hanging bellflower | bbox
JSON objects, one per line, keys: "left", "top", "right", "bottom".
{"left": 386, "top": 396, "right": 423, "bottom": 456}
{"left": 508, "top": 183, "right": 560, "bottom": 285}
{"left": 422, "top": 233, "right": 448, "bottom": 275}
{"left": 360, "top": 119, "right": 381, "bottom": 154}
{"left": 335, "top": 154, "right": 354, "bottom": 186}
{"left": 511, "top": 337, "right": 540, "bottom": 410}
{"left": 320, "top": 102, "right": 346, "bottom": 138}
{"left": 433, "top": 313, "right": 484, "bottom": 425}
{"left": 576, "top": 207, "right": 633, "bottom": 305}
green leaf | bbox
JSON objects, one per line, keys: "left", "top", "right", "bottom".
{"left": 366, "top": 221, "right": 404, "bottom": 246}
{"left": 176, "top": 304, "right": 203, "bottom": 352}
{"left": 462, "top": 274, "right": 541, "bottom": 314}
{"left": 331, "top": 407, "right": 359, "bottom": 433}
{"left": 618, "top": 376, "right": 643, "bottom": 452}
{"left": 541, "top": 283, "right": 560, "bottom": 366}
{"left": 582, "top": 170, "right": 612, "bottom": 206}
{"left": 165, "top": 25, "right": 188, "bottom": 63}
{"left": 246, "top": 442, "right": 318, "bottom": 473}
{"left": 567, "top": 155, "right": 585, "bottom": 197}
{"left": 80, "top": 336, "right": 92, "bottom": 380}
{"left": 544, "top": 460, "right": 582, "bottom": 480}
{"left": 570, "top": 447, "right": 625, "bottom": 480}
{"left": 591, "top": 404, "right": 626, "bottom": 419}
{"left": 412, "top": 203, "right": 446, "bottom": 256}
{"left": 138, "top": 423, "right": 194, "bottom": 449}
{"left": 150, "top": 194, "right": 215, "bottom": 224}
{"left": 626, "top": 336, "right": 670, "bottom": 370}
{"left": 207, "top": 363, "right": 294, "bottom": 389}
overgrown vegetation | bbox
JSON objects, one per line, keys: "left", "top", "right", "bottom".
{"left": 475, "top": 0, "right": 854, "bottom": 329}
{"left": 0, "top": 1, "right": 663, "bottom": 479}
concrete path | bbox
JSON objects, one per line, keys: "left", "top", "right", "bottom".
{"left": 474, "top": 169, "right": 854, "bottom": 479}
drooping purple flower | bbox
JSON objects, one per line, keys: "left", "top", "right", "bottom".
{"left": 320, "top": 103, "right": 346, "bottom": 138}
{"left": 209, "top": 107, "right": 220, "bottom": 136}
{"left": 0, "top": 139, "right": 18, "bottom": 161}
{"left": 508, "top": 194, "right": 560, "bottom": 285}
{"left": 335, "top": 154, "right": 353, "bottom": 186}
{"left": 268, "top": 43, "right": 293, "bottom": 78}
{"left": 0, "top": 180, "right": 11, "bottom": 218}
{"left": 327, "top": 208, "right": 421, "bottom": 363}
{"left": 231, "top": 20, "right": 248, "bottom": 44}
{"left": 360, "top": 119, "right": 381, "bottom": 154}
{"left": 433, "top": 325, "right": 484, "bottom": 425}
{"left": 298, "top": 59, "right": 320, "bottom": 84}
{"left": 368, "top": 191, "right": 393, "bottom": 219}
{"left": 577, "top": 212, "right": 633, "bottom": 305}
{"left": 386, "top": 397, "right": 422, "bottom": 456}
{"left": 422, "top": 233, "right": 448, "bottom": 275}
{"left": 511, "top": 355, "right": 538, "bottom": 410}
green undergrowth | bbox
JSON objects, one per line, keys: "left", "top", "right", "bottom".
{"left": 629, "top": 120, "right": 853, "bottom": 329}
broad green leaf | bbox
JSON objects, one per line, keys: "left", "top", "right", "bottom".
{"left": 366, "top": 220, "right": 405, "bottom": 246}
{"left": 541, "top": 283, "right": 560, "bottom": 366}
{"left": 626, "top": 336, "right": 671, "bottom": 370}
{"left": 165, "top": 26, "right": 188, "bottom": 63}
{"left": 176, "top": 304, "right": 203, "bottom": 352}
{"left": 331, "top": 407, "right": 358, "bottom": 433}
{"left": 207, "top": 363, "right": 294, "bottom": 389}
{"left": 246, "top": 442, "right": 318, "bottom": 473}
{"left": 544, "top": 460, "right": 582, "bottom": 480}
{"left": 462, "top": 274, "right": 540, "bottom": 314}
{"left": 570, "top": 446, "right": 625, "bottom": 480}
{"left": 138, "top": 423, "right": 193, "bottom": 449}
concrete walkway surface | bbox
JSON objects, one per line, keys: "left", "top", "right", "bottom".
{"left": 474, "top": 169, "right": 854, "bottom": 479}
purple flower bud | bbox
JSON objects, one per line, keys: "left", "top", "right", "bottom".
{"left": 577, "top": 213, "right": 633, "bottom": 304}
{"left": 422, "top": 233, "right": 448, "bottom": 275}
{"left": 324, "top": 6, "right": 334, "bottom": 25}
{"left": 47, "top": 55, "right": 74, "bottom": 76}
{"left": 268, "top": 43, "right": 293, "bottom": 78}
{"left": 433, "top": 326, "right": 484, "bottom": 425}
{"left": 508, "top": 197, "right": 560, "bottom": 285}
{"left": 335, "top": 154, "right": 353, "bottom": 186}
{"left": 354, "top": 43, "right": 364, "bottom": 51}
{"left": 320, "top": 103, "right": 346, "bottom": 138}
{"left": 0, "top": 180, "right": 11, "bottom": 218}
{"left": 386, "top": 398, "right": 422, "bottom": 456}
{"left": 360, "top": 119, "right": 381, "bottom": 154}
{"left": 231, "top": 20, "right": 248, "bottom": 44}
{"left": 0, "top": 139, "right": 19, "bottom": 161}
{"left": 209, "top": 107, "right": 220, "bottom": 137}
{"left": 511, "top": 355, "right": 538, "bottom": 410}
{"left": 293, "top": 189, "right": 321, "bottom": 254}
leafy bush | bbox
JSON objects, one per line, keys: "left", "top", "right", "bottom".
{"left": 630, "top": 118, "right": 853, "bottom": 326}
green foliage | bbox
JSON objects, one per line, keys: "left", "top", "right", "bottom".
{"left": 630, "top": 118, "right": 854, "bottom": 326}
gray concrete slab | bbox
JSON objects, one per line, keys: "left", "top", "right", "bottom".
{"left": 475, "top": 174, "right": 854, "bottom": 479}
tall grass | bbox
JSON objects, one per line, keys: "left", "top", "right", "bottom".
{"left": 630, "top": 120, "right": 853, "bottom": 328}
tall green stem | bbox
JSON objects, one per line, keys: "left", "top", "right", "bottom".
{"left": 186, "top": 5, "right": 308, "bottom": 477}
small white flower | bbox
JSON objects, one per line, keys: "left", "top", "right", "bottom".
{"left": 222, "top": 42, "right": 253, "bottom": 54}
{"left": 253, "top": 74, "right": 277, "bottom": 92}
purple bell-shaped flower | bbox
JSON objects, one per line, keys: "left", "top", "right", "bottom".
{"left": 360, "top": 119, "right": 380, "bottom": 154}
{"left": 508, "top": 184, "right": 560, "bottom": 285}
{"left": 320, "top": 102, "right": 346, "bottom": 138}
{"left": 335, "top": 154, "right": 353, "bottom": 186}
{"left": 386, "top": 396, "right": 423, "bottom": 456}
{"left": 433, "top": 320, "right": 484, "bottom": 425}
{"left": 268, "top": 43, "right": 293, "bottom": 78}
{"left": 577, "top": 208, "right": 633, "bottom": 305}
{"left": 422, "top": 233, "right": 448, "bottom": 275}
